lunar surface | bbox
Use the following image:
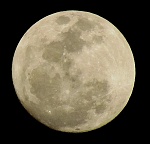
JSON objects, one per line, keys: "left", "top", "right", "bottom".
{"left": 12, "top": 11, "right": 135, "bottom": 132}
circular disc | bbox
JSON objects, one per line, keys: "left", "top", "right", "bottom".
{"left": 12, "top": 10, "right": 135, "bottom": 133}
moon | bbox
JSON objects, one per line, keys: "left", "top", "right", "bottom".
{"left": 12, "top": 10, "right": 135, "bottom": 132}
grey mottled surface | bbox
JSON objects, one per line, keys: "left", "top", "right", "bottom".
{"left": 12, "top": 11, "right": 135, "bottom": 132}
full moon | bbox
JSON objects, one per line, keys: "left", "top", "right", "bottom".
{"left": 12, "top": 11, "right": 135, "bottom": 132}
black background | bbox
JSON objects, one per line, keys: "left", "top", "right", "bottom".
{"left": 1, "top": 1, "right": 147, "bottom": 143}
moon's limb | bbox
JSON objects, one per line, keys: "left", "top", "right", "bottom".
{"left": 12, "top": 11, "right": 135, "bottom": 133}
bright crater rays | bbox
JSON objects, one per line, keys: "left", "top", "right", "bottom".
{"left": 12, "top": 11, "right": 135, "bottom": 133}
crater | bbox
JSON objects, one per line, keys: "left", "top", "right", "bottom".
{"left": 56, "top": 15, "right": 70, "bottom": 25}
